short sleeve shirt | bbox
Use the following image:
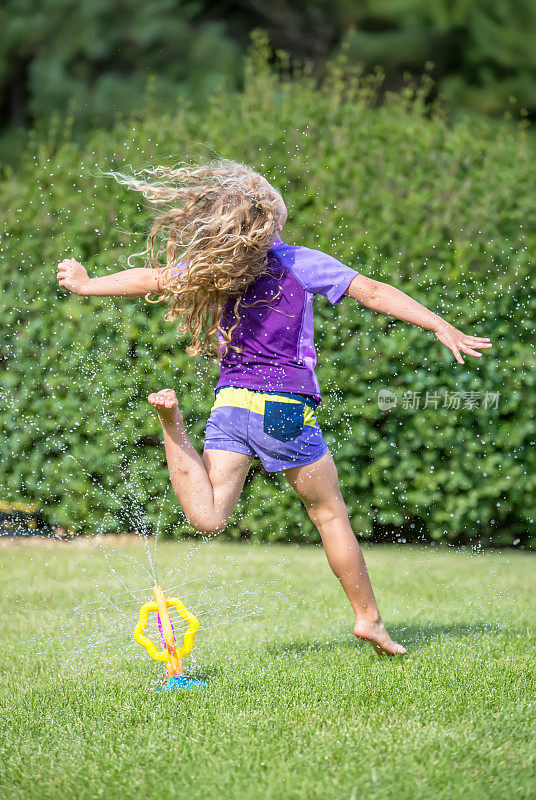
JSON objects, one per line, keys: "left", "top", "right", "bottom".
{"left": 216, "top": 237, "right": 358, "bottom": 402}
{"left": 174, "top": 234, "right": 359, "bottom": 402}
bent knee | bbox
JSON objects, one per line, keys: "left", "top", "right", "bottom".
{"left": 306, "top": 494, "right": 348, "bottom": 527}
{"left": 187, "top": 513, "right": 228, "bottom": 535}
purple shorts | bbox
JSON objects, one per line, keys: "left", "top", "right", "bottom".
{"left": 204, "top": 387, "right": 328, "bottom": 472}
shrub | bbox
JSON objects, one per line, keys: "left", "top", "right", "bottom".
{"left": 1, "top": 40, "right": 534, "bottom": 546}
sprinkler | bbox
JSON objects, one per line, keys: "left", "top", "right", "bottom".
{"left": 134, "top": 583, "right": 206, "bottom": 690}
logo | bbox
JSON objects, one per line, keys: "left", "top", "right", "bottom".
{"left": 377, "top": 389, "right": 397, "bottom": 411}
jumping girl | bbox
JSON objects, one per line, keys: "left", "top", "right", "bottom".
{"left": 57, "top": 160, "right": 491, "bottom": 656}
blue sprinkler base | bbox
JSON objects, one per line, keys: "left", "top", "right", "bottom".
{"left": 157, "top": 675, "right": 207, "bottom": 692}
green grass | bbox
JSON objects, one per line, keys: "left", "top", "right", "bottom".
{"left": 0, "top": 539, "right": 535, "bottom": 800}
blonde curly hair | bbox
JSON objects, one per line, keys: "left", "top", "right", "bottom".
{"left": 110, "top": 159, "right": 286, "bottom": 359}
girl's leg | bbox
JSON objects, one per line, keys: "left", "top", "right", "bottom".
{"left": 284, "top": 451, "right": 407, "bottom": 655}
{"left": 148, "top": 389, "right": 252, "bottom": 533}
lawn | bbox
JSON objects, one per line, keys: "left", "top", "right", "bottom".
{"left": 0, "top": 538, "right": 534, "bottom": 800}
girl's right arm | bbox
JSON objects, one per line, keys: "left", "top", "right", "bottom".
{"left": 56, "top": 258, "right": 170, "bottom": 296}
{"left": 345, "top": 274, "right": 491, "bottom": 365}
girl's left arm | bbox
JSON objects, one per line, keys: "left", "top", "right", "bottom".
{"left": 345, "top": 274, "right": 492, "bottom": 365}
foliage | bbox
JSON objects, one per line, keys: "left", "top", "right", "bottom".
{"left": 341, "top": 0, "right": 536, "bottom": 117}
{"left": 0, "top": 0, "right": 241, "bottom": 130}
{"left": 4, "top": 0, "right": 536, "bottom": 163}
{"left": 0, "top": 40, "right": 535, "bottom": 545}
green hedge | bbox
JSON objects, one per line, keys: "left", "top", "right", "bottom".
{"left": 1, "top": 40, "right": 535, "bottom": 546}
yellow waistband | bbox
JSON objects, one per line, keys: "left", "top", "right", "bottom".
{"left": 212, "top": 387, "right": 318, "bottom": 426}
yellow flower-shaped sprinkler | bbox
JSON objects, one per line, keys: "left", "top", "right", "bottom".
{"left": 134, "top": 584, "right": 206, "bottom": 690}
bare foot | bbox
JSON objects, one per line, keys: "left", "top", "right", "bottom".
{"left": 148, "top": 389, "right": 182, "bottom": 425}
{"left": 354, "top": 617, "right": 407, "bottom": 656}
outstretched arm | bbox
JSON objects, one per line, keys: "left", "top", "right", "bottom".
{"left": 345, "top": 274, "right": 491, "bottom": 364}
{"left": 56, "top": 258, "right": 171, "bottom": 297}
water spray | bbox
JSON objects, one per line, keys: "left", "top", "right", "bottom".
{"left": 134, "top": 583, "right": 206, "bottom": 690}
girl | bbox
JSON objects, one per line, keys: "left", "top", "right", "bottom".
{"left": 57, "top": 160, "right": 491, "bottom": 656}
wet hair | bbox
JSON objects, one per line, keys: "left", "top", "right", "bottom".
{"left": 110, "top": 159, "right": 283, "bottom": 359}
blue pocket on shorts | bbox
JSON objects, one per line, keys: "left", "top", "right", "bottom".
{"left": 263, "top": 401, "right": 305, "bottom": 442}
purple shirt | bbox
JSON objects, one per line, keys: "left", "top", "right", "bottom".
{"left": 174, "top": 234, "right": 359, "bottom": 402}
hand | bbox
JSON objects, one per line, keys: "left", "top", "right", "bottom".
{"left": 56, "top": 258, "right": 90, "bottom": 295}
{"left": 434, "top": 320, "right": 492, "bottom": 365}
